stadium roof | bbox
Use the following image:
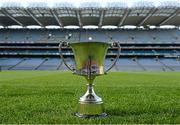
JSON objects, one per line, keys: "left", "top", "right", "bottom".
{"left": 0, "top": 1, "right": 180, "bottom": 28}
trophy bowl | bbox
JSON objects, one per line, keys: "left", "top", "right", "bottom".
{"left": 59, "top": 41, "right": 120, "bottom": 118}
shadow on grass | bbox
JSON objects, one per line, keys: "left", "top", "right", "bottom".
{"left": 106, "top": 108, "right": 177, "bottom": 117}
{"left": 106, "top": 108, "right": 144, "bottom": 117}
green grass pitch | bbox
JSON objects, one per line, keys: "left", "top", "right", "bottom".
{"left": 0, "top": 70, "right": 179, "bottom": 124}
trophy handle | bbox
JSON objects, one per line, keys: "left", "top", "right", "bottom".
{"left": 59, "top": 42, "right": 75, "bottom": 72}
{"left": 104, "top": 42, "right": 121, "bottom": 74}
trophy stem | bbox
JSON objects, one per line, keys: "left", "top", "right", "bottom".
{"left": 76, "top": 79, "right": 107, "bottom": 118}
{"left": 87, "top": 83, "right": 93, "bottom": 95}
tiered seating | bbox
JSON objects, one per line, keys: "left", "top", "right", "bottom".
{"left": 0, "top": 29, "right": 180, "bottom": 43}
{"left": 160, "top": 58, "right": 180, "bottom": 71}
{"left": 12, "top": 58, "right": 44, "bottom": 70}
{"left": 138, "top": 58, "right": 169, "bottom": 71}
{"left": 104, "top": 58, "right": 119, "bottom": 71}
{"left": 37, "top": 58, "right": 61, "bottom": 70}
{"left": 0, "top": 58, "right": 23, "bottom": 70}
{"left": 116, "top": 58, "right": 143, "bottom": 71}
{"left": 59, "top": 58, "right": 75, "bottom": 70}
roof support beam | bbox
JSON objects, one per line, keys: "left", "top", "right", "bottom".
{"left": 98, "top": 10, "right": 105, "bottom": 28}
{"left": 25, "top": 9, "right": 44, "bottom": 27}
{"left": 1, "top": 9, "right": 23, "bottom": 26}
{"left": 0, "top": 22, "right": 5, "bottom": 27}
{"left": 138, "top": 8, "right": 157, "bottom": 26}
{"left": 158, "top": 9, "right": 180, "bottom": 26}
{"left": 76, "top": 10, "right": 83, "bottom": 28}
{"left": 118, "top": 9, "right": 131, "bottom": 27}
{"left": 50, "top": 9, "right": 63, "bottom": 27}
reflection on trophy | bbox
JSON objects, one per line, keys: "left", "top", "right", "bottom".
{"left": 59, "top": 41, "right": 120, "bottom": 118}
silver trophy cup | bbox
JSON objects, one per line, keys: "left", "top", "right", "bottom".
{"left": 59, "top": 41, "right": 121, "bottom": 118}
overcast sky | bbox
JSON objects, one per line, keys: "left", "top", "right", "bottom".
{"left": 1, "top": 0, "right": 179, "bottom": 7}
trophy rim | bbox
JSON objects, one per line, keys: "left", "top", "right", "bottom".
{"left": 69, "top": 41, "right": 110, "bottom": 45}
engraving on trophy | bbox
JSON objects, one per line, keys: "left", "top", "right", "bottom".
{"left": 81, "top": 56, "right": 100, "bottom": 75}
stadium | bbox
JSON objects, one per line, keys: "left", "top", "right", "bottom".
{"left": 0, "top": 0, "right": 180, "bottom": 124}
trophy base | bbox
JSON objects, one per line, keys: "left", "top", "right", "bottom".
{"left": 76, "top": 101, "right": 107, "bottom": 118}
{"left": 75, "top": 112, "right": 107, "bottom": 118}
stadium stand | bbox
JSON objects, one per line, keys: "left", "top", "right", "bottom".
{"left": 0, "top": 1, "right": 180, "bottom": 71}
{"left": 0, "top": 29, "right": 180, "bottom": 71}
{"left": 0, "top": 29, "right": 180, "bottom": 43}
